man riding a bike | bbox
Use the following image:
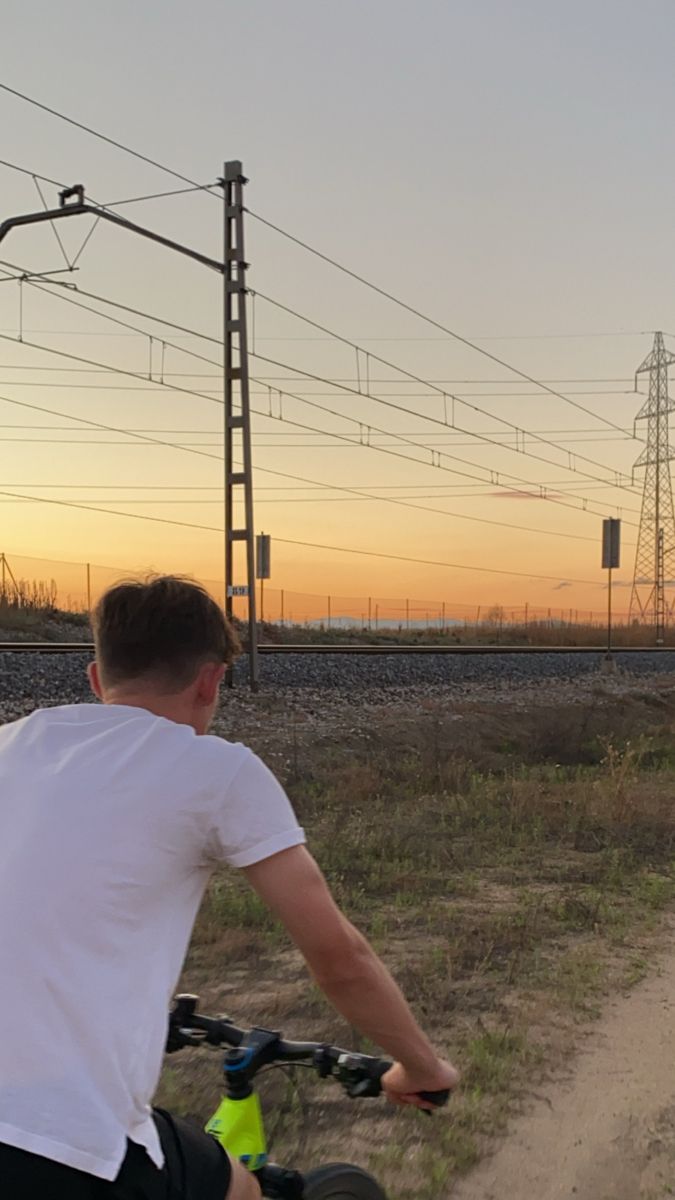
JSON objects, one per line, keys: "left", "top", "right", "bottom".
{"left": 0, "top": 576, "right": 458, "bottom": 1199}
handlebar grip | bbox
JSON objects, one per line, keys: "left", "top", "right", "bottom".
{"left": 372, "top": 1063, "right": 450, "bottom": 1107}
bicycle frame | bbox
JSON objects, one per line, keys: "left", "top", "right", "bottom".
{"left": 206, "top": 1089, "right": 268, "bottom": 1171}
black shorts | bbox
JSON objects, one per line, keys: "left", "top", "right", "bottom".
{"left": 0, "top": 1108, "right": 233, "bottom": 1199}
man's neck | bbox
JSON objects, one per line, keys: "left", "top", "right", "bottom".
{"left": 101, "top": 690, "right": 195, "bottom": 730}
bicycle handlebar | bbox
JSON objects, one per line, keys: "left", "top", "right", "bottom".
{"left": 168, "top": 994, "right": 449, "bottom": 1110}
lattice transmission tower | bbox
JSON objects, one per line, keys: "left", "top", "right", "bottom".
{"left": 629, "top": 331, "right": 675, "bottom": 642}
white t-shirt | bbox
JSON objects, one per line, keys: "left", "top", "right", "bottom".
{"left": 0, "top": 702, "right": 305, "bottom": 1180}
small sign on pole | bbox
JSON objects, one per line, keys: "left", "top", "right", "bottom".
{"left": 256, "top": 534, "right": 271, "bottom": 625}
{"left": 602, "top": 518, "right": 621, "bottom": 658}
{"left": 227, "top": 585, "right": 249, "bottom": 598}
{"left": 602, "top": 518, "right": 621, "bottom": 570}
{"left": 256, "top": 534, "right": 271, "bottom": 580}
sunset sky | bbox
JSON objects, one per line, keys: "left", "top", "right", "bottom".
{"left": 2, "top": 0, "right": 675, "bottom": 618}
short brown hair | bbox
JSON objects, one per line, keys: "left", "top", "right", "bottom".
{"left": 92, "top": 575, "right": 240, "bottom": 689}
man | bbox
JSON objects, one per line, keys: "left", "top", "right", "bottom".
{"left": 0, "top": 576, "right": 458, "bottom": 1199}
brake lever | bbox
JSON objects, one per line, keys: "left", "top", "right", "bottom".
{"left": 336, "top": 1052, "right": 384, "bottom": 1098}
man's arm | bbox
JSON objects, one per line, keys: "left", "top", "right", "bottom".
{"left": 244, "top": 845, "right": 459, "bottom": 1107}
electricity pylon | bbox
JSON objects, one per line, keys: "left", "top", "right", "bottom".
{"left": 629, "top": 332, "right": 675, "bottom": 643}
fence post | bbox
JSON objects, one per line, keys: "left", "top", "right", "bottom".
{"left": 86, "top": 563, "right": 91, "bottom": 613}
{"left": 375, "top": 603, "right": 379, "bottom": 630}
{"left": 441, "top": 601, "right": 446, "bottom": 632}
{"left": 406, "top": 598, "right": 410, "bottom": 630}
{"left": 368, "top": 596, "right": 372, "bottom": 630}
{"left": 327, "top": 596, "right": 331, "bottom": 629}
{"left": 280, "top": 589, "right": 285, "bottom": 627}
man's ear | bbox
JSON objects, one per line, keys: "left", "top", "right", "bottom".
{"left": 195, "top": 661, "right": 226, "bottom": 707}
{"left": 88, "top": 661, "right": 104, "bottom": 700}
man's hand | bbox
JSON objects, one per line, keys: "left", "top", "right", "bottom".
{"left": 380, "top": 1058, "right": 460, "bottom": 1111}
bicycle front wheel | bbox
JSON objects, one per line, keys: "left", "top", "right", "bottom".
{"left": 303, "top": 1163, "right": 388, "bottom": 1200}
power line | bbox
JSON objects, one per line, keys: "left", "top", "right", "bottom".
{"left": 273, "top": 537, "right": 605, "bottom": 586}
{"left": 0, "top": 387, "right": 604, "bottom": 542}
{"left": 2, "top": 262, "right": 638, "bottom": 535}
{"left": 0, "top": 462, "right": 597, "bottom": 544}
{"left": 215, "top": 332, "right": 650, "bottom": 342}
{"left": 246, "top": 212, "right": 646, "bottom": 438}
{"left": 0, "top": 486, "right": 225, "bottom": 534}
{"left": 103, "top": 184, "right": 218, "bottom": 208}
{"left": 0, "top": 157, "right": 72, "bottom": 195}
{"left": 252, "top": 288, "right": 641, "bottom": 459}
{"left": 0, "top": 493, "right": 640, "bottom": 516}
{"left": 16, "top": 280, "right": 640, "bottom": 467}
{"left": 0, "top": 157, "right": 215, "bottom": 213}
{"left": 14, "top": 276, "right": 637, "bottom": 519}
{"left": 0, "top": 435, "right": 640, "bottom": 453}
{"left": 0, "top": 418, "right": 638, "bottom": 445}
{"left": 0, "top": 377, "right": 637, "bottom": 401}
{"left": 0, "top": 484, "right": 605, "bottom": 588}
{"left": 0, "top": 325, "right": 638, "bottom": 537}
{"left": 248, "top": 344, "right": 640, "bottom": 514}
{"left": 0, "top": 84, "right": 222, "bottom": 197}
{"left": 0, "top": 480, "right": 635, "bottom": 492}
{"left": 23, "top": 276, "right": 642, "bottom": 519}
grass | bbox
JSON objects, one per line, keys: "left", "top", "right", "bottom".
{"left": 158, "top": 689, "right": 675, "bottom": 1195}
{"left": 0, "top": 584, "right": 90, "bottom": 640}
{"left": 259, "top": 615, "right": 674, "bottom": 648}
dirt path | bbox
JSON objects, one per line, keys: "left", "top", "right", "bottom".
{"left": 453, "top": 937, "right": 675, "bottom": 1200}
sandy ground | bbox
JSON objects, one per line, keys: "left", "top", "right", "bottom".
{"left": 453, "top": 928, "right": 675, "bottom": 1200}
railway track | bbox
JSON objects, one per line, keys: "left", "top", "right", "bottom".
{"left": 0, "top": 643, "right": 674, "bottom": 656}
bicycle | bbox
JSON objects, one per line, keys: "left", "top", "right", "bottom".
{"left": 167, "top": 994, "right": 450, "bottom": 1200}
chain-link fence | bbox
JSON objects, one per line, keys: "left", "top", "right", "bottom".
{"left": 0, "top": 548, "right": 638, "bottom": 633}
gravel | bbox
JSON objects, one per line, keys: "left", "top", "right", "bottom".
{"left": 1, "top": 648, "right": 675, "bottom": 718}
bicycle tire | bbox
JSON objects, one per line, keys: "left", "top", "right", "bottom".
{"left": 302, "top": 1162, "right": 388, "bottom": 1200}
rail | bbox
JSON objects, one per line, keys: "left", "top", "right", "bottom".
{"left": 1, "top": 643, "right": 675, "bottom": 655}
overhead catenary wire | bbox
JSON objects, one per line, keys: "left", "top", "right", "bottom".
{"left": 0, "top": 479, "right": 642, "bottom": 493}
{"left": 0, "top": 374, "right": 608, "bottom": 545}
{"left": 2, "top": 264, "right": 631, "bottom": 518}
{"left": 246, "top": 208, "right": 649, "bottom": 436}
{"left": 0, "top": 418, "right": 640, "bottom": 447}
{"left": 247, "top": 344, "right": 640, "bottom": 515}
{"left": 25, "top": 269, "right": 639, "bottom": 505}
{"left": 0, "top": 388, "right": 604, "bottom": 543}
{"left": 0, "top": 480, "right": 612, "bottom": 587}
{"left": 0, "top": 85, "right": 223, "bottom": 197}
{"left": 0, "top": 227, "right": 642, "bottom": 528}
{"left": 19, "top": 275, "right": 640, "bottom": 520}
{"left": 272, "top": 537, "right": 608, "bottom": 586}
{"left": 0, "top": 265, "right": 635, "bottom": 536}
{"left": 0, "top": 493, "right": 641, "bottom": 512}
{"left": 251, "top": 289, "right": 642, "bottom": 466}
{"left": 31, "top": 275, "right": 643, "bottom": 472}
{"left": 0, "top": 158, "right": 216, "bottom": 213}
{"left": 0, "top": 319, "right": 638, "bottom": 528}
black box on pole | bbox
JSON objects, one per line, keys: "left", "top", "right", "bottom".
{"left": 602, "top": 519, "right": 621, "bottom": 570}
